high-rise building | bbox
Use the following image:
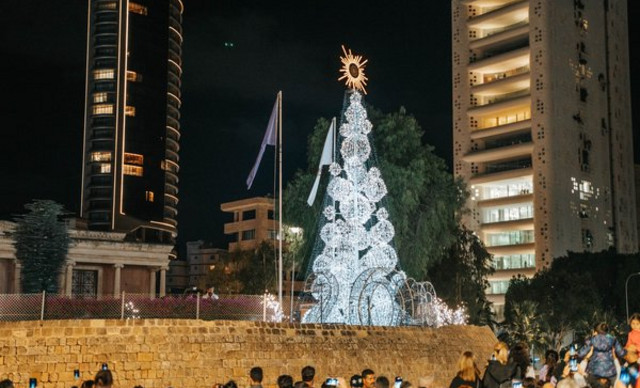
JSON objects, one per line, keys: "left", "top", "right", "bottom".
{"left": 80, "top": 0, "right": 183, "bottom": 243}
{"left": 452, "top": 0, "right": 637, "bottom": 312}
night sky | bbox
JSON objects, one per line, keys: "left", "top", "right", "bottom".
{"left": 1, "top": 1, "right": 639, "bottom": 250}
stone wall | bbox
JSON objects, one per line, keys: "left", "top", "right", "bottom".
{"left": 0, "top": 319, "right": 496, "bottom": 388}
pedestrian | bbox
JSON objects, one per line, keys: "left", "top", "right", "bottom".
{"left": 250, "top": 367, "right": 264, "bottom": 388}
{"left": 449, "top": 351, "right": 482, "bottom": 388}
{"left": 510, "top": 342, "right": 535, "bottom": 379}
{"left": 362, "top": 370, "right": 376, "bottom": 388}
{"left": 94, "top": 369, "right": 113, "bottom": 388}
{"left": 376, "top": 376, "right": 390, "bottom": 388}
{"left": 626, "top": 313, "right": 640, "bottom": 355}
{"left": 278, "top": 375, "right": 294, "bottom": 388}
{"left": 482, "top": 341, "right": 520, "bottom": 388}
{"left": 302, "top": 366, "right": 316, "bottom": 388}
{"left": 578, "top": 322, "right": 627, "bottom": 388}
{"left": 539, "top": 349, "right": 560, "bottom": 386}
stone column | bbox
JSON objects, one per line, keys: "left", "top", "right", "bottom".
{"left": 65, "top": 262, "right": 75, "bottom": 296}
{"left": 159, "top": 266, "right": 168, "bottom": 297}
{"left": 13, "top": 262, "right": 21, "bottom": 294}
{"left": 114, "top": 264, "right": 124, "bottom": 297}
{"left": 149, "top": 267, "right": 157, "bottom": 299}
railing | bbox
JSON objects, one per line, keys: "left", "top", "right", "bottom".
{"left": 0, "top": 292, "right": 295, "bottom": 323}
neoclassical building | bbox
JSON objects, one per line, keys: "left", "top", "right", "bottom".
{"left": 0, "top": 220, "right": 173, "bottom": 297}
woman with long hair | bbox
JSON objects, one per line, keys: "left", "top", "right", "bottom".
{"left": 450, "top": 351, "right": 482, "bottom": 388}
{"left": 482, "top": 342, "right": 521, "bottom": 388}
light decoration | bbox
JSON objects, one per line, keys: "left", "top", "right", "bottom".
{"left": 262, "top": 292, "right": 285, "bottom": 322}
{"left": 125, "top": 301, "right": 140, "bottom": 320}
{"left": 338, "top": 45, "right": 369, "bottom": 94}
{"left": 302, "top": 90, "right": 406, "bottom": 326}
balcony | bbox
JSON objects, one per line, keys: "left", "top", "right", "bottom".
{"left": 470, "top": 23, "right": 529, "bottom": 50}
{"left": 463, "top": 141, "right": 533, "bottom": 163}
{"left": 481, "top": 218, "right": 534, "bottom": 232}
{"left": 467, "top": 94, "right": 530, "bottom": 116}
{"left": 470, "top": 167, "right": 533, "bottom": 185}
{"left": 477, "top": 88, "right": 530, "bottom": 107}
{"left": 472, "top": 119, "right": 531, "bottom": 140}
{"left": 469, "top": 46, "right": 530, "bottom": 74}
{"left": 473, "top": 72, "right": 530, "bottom": 96}
{"left": 468, "top": 0, "right": 529, "bottom": 29}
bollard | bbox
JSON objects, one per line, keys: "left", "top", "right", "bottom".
{"left": 263, "top": 292, "right": 267, "bottom": 321}
{"left": 120, "top": 291, "right": 125, "bottom": 319}
{"left": 196, "top": 292, "right": 200, "bottom": 319}
{"left": 40, "top": 290, "right": 46, "bottom": 320}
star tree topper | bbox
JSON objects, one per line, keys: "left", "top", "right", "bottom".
{"left": 338, "top": 45, "right": 368, "bottom": 94}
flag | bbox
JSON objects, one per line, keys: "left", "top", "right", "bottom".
{"left": 246, "top": 96, "right": 278, "bottom": 189}
{"left": 307, "top": 118, "right": 336, "bottom": 206}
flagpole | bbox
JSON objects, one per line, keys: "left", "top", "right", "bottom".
{"left": 277, "top": 90, "right": 283, "bottom": 308}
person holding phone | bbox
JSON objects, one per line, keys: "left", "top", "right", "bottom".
{"left": 450, "top": 351, "right": 482, "bottom": 388}
{"left": 0, "top": 379, "right": 14, "bottom": 388}
{"left": 94, "top": 369, "right": 113, "bottom": 388}
{"left": 483, "top": 342, "right": 521, "bottom": 388}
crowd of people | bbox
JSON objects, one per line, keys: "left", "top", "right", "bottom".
{"left": 1, "top": 315, "right": 639, "bottom": 388}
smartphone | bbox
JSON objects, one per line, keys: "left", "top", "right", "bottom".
{"left": 74, "top": 369, "right": 80, "bottom": 379}
{"left": 326, "top": 378, "right": 339, "bottom": 386}
{"left": 512, "top": 380, "right": 522, "bottom": 388}
{"left": 29, "top": 378, "right": 37, "bottom": 388}
{"left": 570, "top": 358, "right": 578, "bottom": 372}
{"left": 394, "top": 377, "right": 403, "bottom": 388}
{"left": 102, "top": 363, "right": 108, "bottom": 370}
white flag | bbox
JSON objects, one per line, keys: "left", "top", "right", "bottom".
{"left": 307, "top": 118, "right": 336, "bottom": 206}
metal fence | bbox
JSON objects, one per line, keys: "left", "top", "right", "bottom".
{"left": 0, "top": 292, "right": 302, "bottom": 322}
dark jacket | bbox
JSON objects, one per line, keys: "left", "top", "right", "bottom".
{"left": 482, "top": 361, "right": 520, "bottom": 388}
{"left": 449, "top": 375, "right": 481, "bottom": 388}
{"left": 578, "top": 334, "right": 626, "bottom": 378}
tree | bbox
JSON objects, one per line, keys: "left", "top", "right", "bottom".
{"left": 13, "top": 200, "right": 70, "bottom": 293}
{"left": 284, "top": 105, "right": 465, "bottom": 280}
{"left": 428, "top": 225, "right": 495, "bottom": 326}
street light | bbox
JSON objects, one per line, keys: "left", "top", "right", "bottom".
{"left": 625, "top": 272, "right": 640, "bottom": 322}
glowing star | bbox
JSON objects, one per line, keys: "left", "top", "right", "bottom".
{"left": 338, "top": 45, "right": 369, "bottom": 94}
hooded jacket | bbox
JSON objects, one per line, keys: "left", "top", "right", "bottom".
{"left": 578, "top": 334, "right": 626, "bottom": 378}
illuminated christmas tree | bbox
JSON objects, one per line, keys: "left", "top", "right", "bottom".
{"left": 302, "top": 47, "right": 407, "bottom": 325}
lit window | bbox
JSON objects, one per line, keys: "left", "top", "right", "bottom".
{"left": 124, "top": 153, "right": 144, "bottom": 165}
{"left": 145, "top": 191, "right": 154, "bottom": 202}
{"left": 99, "top": 163, "right": 111, "bottom": 173}
{"left": 93, "top": 69, "right": 115, "bottom": 80}
{"left": 125, "top": 106, "right": 136, "bottom": 117}
{"left": 123, "top": 165, "right": 143, "bottom": 176}
{"left": 126, "top": 71, "right": 142, "bottom": 82}
{"left": 93, "top": 92, "right": 108, "bottom": 103}
{"left": 129, "top": 3, "right": 148, "bottom": 15}
{"left": 92, "top": 104, "right": 114, "bottom": 115}
{"left": 90, "top": 152, "right": 112, "bottom": 162}
{"left": 97, "top": 1, "right": 117, "bottom": 10}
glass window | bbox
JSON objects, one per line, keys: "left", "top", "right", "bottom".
{"left": 99, "top": 163, "right": 111, "bottom": 174}
{"left": 242, "top": 229, "right": 256, "bottom": 241}
{"left": 145, "top": 191, "right": 154, "bottom": 202}
{"left": 92, "top": 104, "right": 114, "bottom": 115}
{"left": 268, "top": 210, "right": 275, "bottom": 220}
{"left": 126, "top": 71, "right": 142, "bottom": 82}
{"left": 268, "top": 230, "right": 277, "bottom": 240}
{"left": 93, "top": 69, "right": 115, "bottom": 80}
{"left": 488, "top": 280, "right": 510, "bottom": 295}
{"left": 97, "top": 1, "right": 117, "bottom": 10}
{"left": 124, "top": 153, "right": 143, "bottom": 165}
{"left": 125, "top": 106, "right": 136, "bottom": 117}
{"left": 243, "top": 210, "right": 256, "bottom": 220}
{"left": 128, "top": 3, "right": 148, "bottom": 15}
{"left": 90, "top": 151, "right": 112, "bottom": 162}
{"left": 493, "top": 254, "right": 535, "bottom": 270}
{"left": 93, "top": 92, "right": 109, "bottom": 103}
{"left": 483, "top": 205, "right": 533, "bottom": 223}
{"left": 486, "top": 230, "right": 534, "bottom": 247}
{"left": 123, "top": 165, "right": 143, "bottom": 176}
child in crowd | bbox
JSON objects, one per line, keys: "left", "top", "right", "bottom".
{"left": 627, "top": 313, "right": 640, "bottom": 353}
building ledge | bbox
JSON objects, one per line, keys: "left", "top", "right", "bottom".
{"left": 471, "top": 119, "right": 531, "bottom": 140}
{"left": 463, "top": 142, "right": 533, "bottom": 163}
{"left": 467, "top": 94, "right": 531, "bottom": 116}
{"left": 468, "top": 46, "right": 530, "bottom": 74}
{"left": 469, "top": 167, "right": 533, "bottom": 185}
{"left": 468, "top": 0, "right": 529, "bottom": 29}
{"left": 481, "top": 218, "right": 534, "bottom": 232}
{"left": 477, "top": 193, "right": 533, "bottom": 207}
{"left": 486, "top": 242, "right": 535, "bottom": 255}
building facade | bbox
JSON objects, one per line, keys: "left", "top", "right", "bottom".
{"left": 0, "top": 220, "right": 173, "bottom": 297}
{"left": 452, "top": 0, "right": 637, "bottom": 312}
{"left": 80, "top": 0, "right": 183, "bottom": 243}
{"left": 220, "top": 197, "right": 277, "bottom": 251}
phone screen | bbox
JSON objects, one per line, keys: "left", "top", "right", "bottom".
{"left": 570, "top": 359, "right": 578, "bottom": 372}
{"left": 395, "top": 377, "right": 402, "bottom": 388}
{"left": 327, "top": 378, "right": 338, "bottom": 386}
{"left": 102, "top": 363, "right": 108, "bottom": 370}
{"left": 512, "top": 381, "right": 522, "bottom": 388}
{"left": 29, "top": 378, "right": 37, "bottom": 388}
